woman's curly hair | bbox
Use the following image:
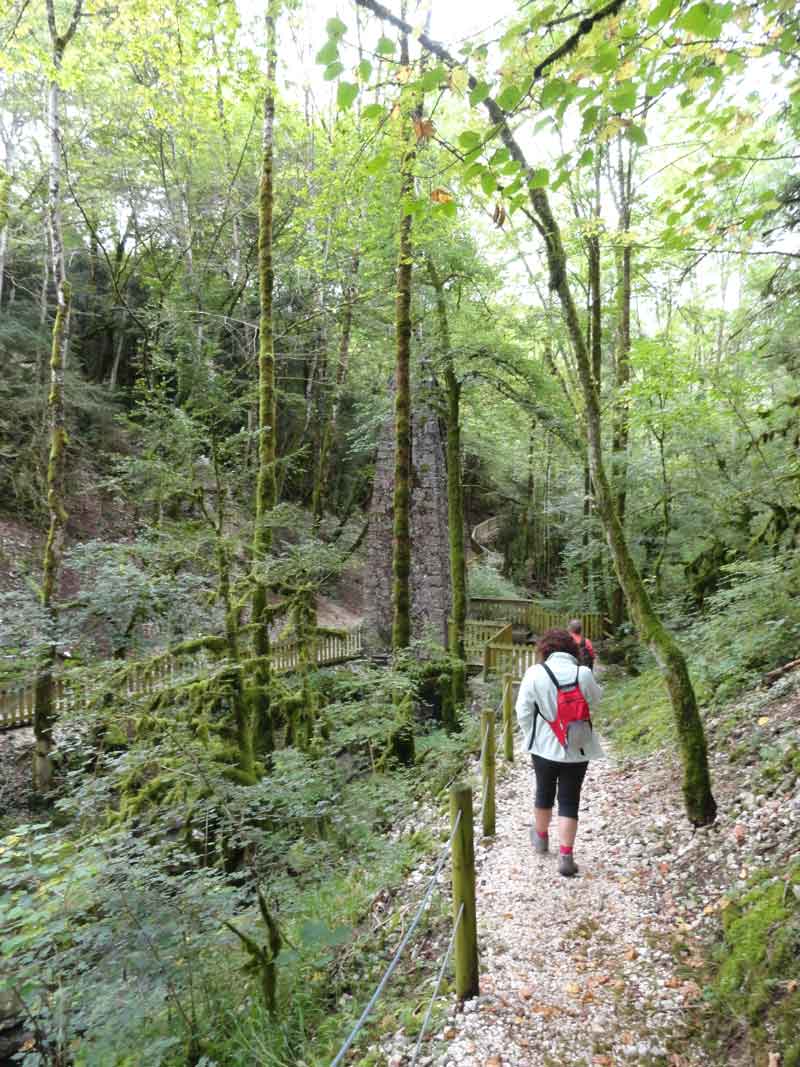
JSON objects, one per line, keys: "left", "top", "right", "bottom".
{"left": 537, "top": 627, "right": 578, "bottom": 662}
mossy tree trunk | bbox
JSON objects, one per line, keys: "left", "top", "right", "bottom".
{"left": 197, "top": 444, "right": 254, "bottom": 779}
{"left": 313, "top": 250, "right": 359, "bottom": 522}
{"left": 34, "top": 0, "right": 84, "bottom": 792}
{"left": 610, "top": 134, "right": 633, "bottom": 632}
{"left": 352, "top": 0, "right": 717, "bottom": 826}
{"left": 427, "top": 257, "right": 466, "bottom": 709}
{"left": 530, "top": 200, "right": 717, "bottom": 826}
{"left": 251, "top": 0, "right": 280, "bottom": 756}
{"left": 391, "top": 27, "right": 414, "bottom": 652}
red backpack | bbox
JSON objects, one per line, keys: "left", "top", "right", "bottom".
{"left": 538, "top": 663, "right": 594, "bottom": 758}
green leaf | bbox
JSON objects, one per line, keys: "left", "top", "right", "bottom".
{"left": 647, "top": 0, "right": 680, "bottom": 27}
{"left": 592, "top": 43, "right": 618, "bottom": 73}
{"left": 469, "top": 81, "right": 490, "bottom": 107}
{"left": 440, "top": 199, "right": 458, "bottom": 218}
{"left": 497, "top": 84, "right": 523, "bottom": 110}
{"left": 540, "top": 78, "right": 567, "bottom": 108}
{"left": 458, "top": 130, "right": 482, "bottom": 150}
{"left": 315, "top": 40, "right": 339, "bottom": 65}
{"left": 490, "top": 148, "right": 510, "bottom": 165}
{"left": 376, "top": 36, "right": 396, "bottom": 55}
{"left": 578, "top": 148, "right": 594, "bottom": 166}
{"left": 362, "top": 103, "right": 384, "bottom": 120}
{"left": 610, "top": 81, "right": 636, "bottom": 112}
{"left": 463, "top": 162, "right": 484, "bottom": 181}
{"left": 480, "top": 171, "right": 497, "bottom": 196}
{"left": 529, "top": 167, "right": 549, "bottom": 189}
{"left": 357, "top": 59, "right": 372, "bottom": 82}
{"left": 676, "top": 2, "right": 719, "bottom": 36}
{"left": 324, "top": 62, "right": 345, "bottom": 81}
{"left": 337, "top": 81, "right": 359, "bottom": 110}
{"left": 421, "top": 66, "right": 447, "bottom": 91}
{"left": 626, "top": 124, "right": 648, "bottom": 145}
{"left": 580, "top": 105, "right": 600, "bottom": 134}
{"left": 326, "top": 17, "right": 347, "bottom": 39}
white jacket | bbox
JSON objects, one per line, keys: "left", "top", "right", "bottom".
{"left": 515, "top": 650, "right": 605, "bottom": 762}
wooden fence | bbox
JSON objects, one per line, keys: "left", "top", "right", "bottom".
{"left": 0, "top": 626, "right": 364, "bottom": 731}
{"left": 469, "top": 597, "right": 602, "bottom": 640}
{"left": 462, "top": 619, "right": 508, "bottom": 665}
{"left": 483, "top": 641, "right": 537, "bottom": 681}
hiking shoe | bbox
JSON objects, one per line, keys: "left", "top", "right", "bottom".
{"left": 530, "top": 827, "right": 549, "bottom": 854}
{"left": 558, "top": 853, "right": 578, "bottom": 877}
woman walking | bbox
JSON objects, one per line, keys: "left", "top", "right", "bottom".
{"left": 516, "top": 628, "right": 604, "bottom": 877}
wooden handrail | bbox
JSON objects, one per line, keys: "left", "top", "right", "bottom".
{"left": 0, "top": 625, "right": 365, "bottom": 731}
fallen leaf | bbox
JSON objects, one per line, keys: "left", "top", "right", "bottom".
{"left": 566, "top": 982, "right": 581, "bottom": 994}
{"left": 683, "top": 980, "right": 702, "bottom": 1001}
{"left": 659, "top": 861, "right": 670, "bottom": 874}
{"left": 768, "top": 1054, "right": 781, "bottom": 1067}
{"left": 486, "top": 1057, "right": 503, "bottom": 1067}
{"left": 703, "top": 903, "right": 716, "bottom": 915}
{"left": 444, "top": 1027, "right": 457, "bottom": 1040}
{"left": 593, "top": 1057, "right": 613, "bottom": 1066}
{"left": 740, "top": 866, "right": 749, "bottom": 878}
{"left": 624, "top": 947, "right": 638, "bottom": 960}
{"left": 413, "top": 116, "right": 436, "bottom": 142}
{"left": 621, "top": 1031, "right": 634, "bottom": 1045}
{"left": 518, "top": 987, "right": 533, "bottom": 1000}
{"left": 757, "top": 715, "right": 770, "bottom": 726}
{"left": 786, "top": 979, "right": 798, "bottom": 993}
{"left": 666, "top": 976, "right": 682, "bottom": 988}
{"left": 588, "top": 974, "right": 611, "bottom": 988}
{"left": 734, "top": 824, "right": 746, "bottom": 845}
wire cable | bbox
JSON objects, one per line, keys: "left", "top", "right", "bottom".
{"left": 329, "top": 811, "right": 463, "bottom": 1067}
{"left": 408, "top": 902, "right": 465, "bottom": 1067}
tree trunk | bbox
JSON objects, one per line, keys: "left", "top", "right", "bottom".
{"left": 532, "top": 186, "right": 716, "bottom": 826}
{"left": 251, "top": 0, "right": 280, "bottom": 757}
{"left": 350, "top": 0, "right": 717, "bottom": 826}
{"left": 391, "top": 27, "right": 414, "bottom": 652}
{"left": 314, "top": 250, "right": 358, "bottom": 520}
{"left": 610, "top": 136, "right": 633, "bottom": 632}
{"left": 427, "top": 258, "right": 466, "bottom": 710}
{"left": 34, "top": 0, "right": 84, "bottom": 792}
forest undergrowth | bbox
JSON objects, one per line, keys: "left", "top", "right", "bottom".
{"left": 1, "top": 547, "right": 799, "bottom": 1066}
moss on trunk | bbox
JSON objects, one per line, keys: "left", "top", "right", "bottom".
{"left": 391, "top": 30, "right": 414, "bottom": 652}
{"left": 251, "top": 0, "right": 281, "bottom": 757}
{"left": 427, "top": 257, "right": 466, "bottom": 710}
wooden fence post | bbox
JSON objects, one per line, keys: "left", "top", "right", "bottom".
{"left": 480, "top": 708, "right": 496, "bottom": 837}
{"left": 450, "top": 784, "right": 479, "bottom": 1000}
{"left": 502, "top": 673, "right": 514, "bottom": 763}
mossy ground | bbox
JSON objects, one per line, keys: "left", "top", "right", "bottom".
{"left": 702, "top": 863, "right": 800, "bottom": 1066}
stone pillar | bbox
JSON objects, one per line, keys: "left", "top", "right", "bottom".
{"left": 363, "top": 383, "right": 452, "bottom": 650}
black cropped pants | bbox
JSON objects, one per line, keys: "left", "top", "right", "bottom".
{"left": 531, "top": 754, "right": 589, "bottom": 820}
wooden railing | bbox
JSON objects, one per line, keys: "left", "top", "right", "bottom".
{"left": 469, "top": 597, "right": 602, "bottom": 640}
{"left": 0, "top": 626, "right": 364, "bottom": 731}
{"left": 462, "top": 619, "right": 509, "bottom": 665}
{"left": 483, "top": 642, "right": 537, "bottom": 681}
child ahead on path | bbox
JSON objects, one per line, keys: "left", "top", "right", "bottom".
{"left": 515, "top": 628, "right": 604, "bottom": 877}
{"left": 568, "top": 618, "right": 595, "bottom": 669}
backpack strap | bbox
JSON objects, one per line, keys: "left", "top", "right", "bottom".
{"left": 541, "top": 662, "right": 580, "bottom": 690}
{"left": 541, "top": 662, "right": 562, "bottom": 689}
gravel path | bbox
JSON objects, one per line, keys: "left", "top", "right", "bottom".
{"left": 420, "top": 748, "right": 707, "bottom": 1067}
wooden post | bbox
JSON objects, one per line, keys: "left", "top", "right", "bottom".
{"left": 450, "top": 784, "right": 479, "bottom": 1000}
{"left": 481, "top": 708, "right": 496, "bottom": 837}
{"left": 502, "top": 673, "right": 514, "bottom": 763}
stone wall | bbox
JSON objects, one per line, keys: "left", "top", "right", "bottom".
{"left": 362, "top": 388, "right": 452, "bottom": 650}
